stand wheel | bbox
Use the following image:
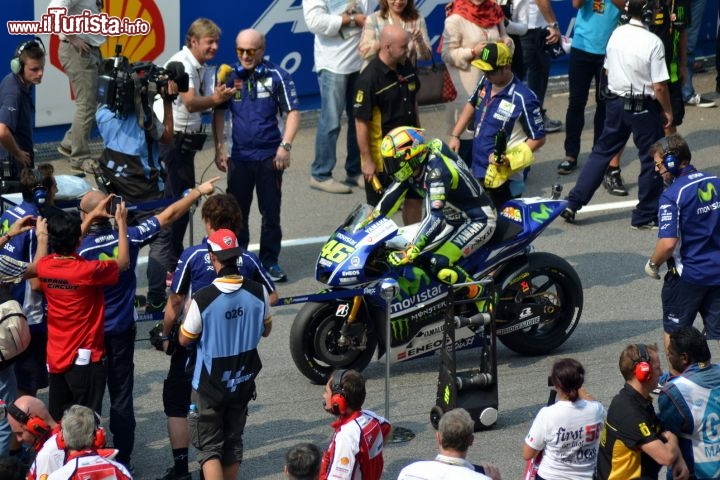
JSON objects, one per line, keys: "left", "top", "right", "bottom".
{"left": 430, "top": 406, "right": 444, "bottom": 430}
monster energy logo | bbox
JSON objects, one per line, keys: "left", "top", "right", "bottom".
{"left": 443, "top": 385, "right": 451, "bottom": 405}
{"left": 395, "top": 268, "right": 431, "bottom": 298}
{"left": 391, "top": 318, "right": 410, "bottom": 340}
{"left": 530, "top": 204, "right": 553, "bottom": 223}
{"left": 698, "top": 183, "right": 717, "bottom": 202}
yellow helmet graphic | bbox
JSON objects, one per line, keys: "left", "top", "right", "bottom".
{"left": 381, "top": 126, "right": 428, "bottom": 183}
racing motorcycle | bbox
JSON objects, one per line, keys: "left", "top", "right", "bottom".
{"left": 288, "top": 195, "right": 583, "bottom": 384}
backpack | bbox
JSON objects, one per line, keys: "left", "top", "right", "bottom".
{"left": 0, "top": 286, "right": 30, "bottom": 368}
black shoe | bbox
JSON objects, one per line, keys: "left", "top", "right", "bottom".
{"left": 631, "top": 220, "right": 659, "bottom": 230}
{"left": 603, "top": 170, "right": 628, "bottom": 196}
{"left": 265, "top": 263, "right": 287, "bottom": 283}
{"left": 560, "top": 207, "right": 576, "bottom": 223}
{"left": 557, "top": 158, "right": 577, "bottom": 175}
{"left": 157, "top": 467, "right": 192, "bottom": 480}
{"left": 145, "top": 300, "right": 166, "bottom": 314}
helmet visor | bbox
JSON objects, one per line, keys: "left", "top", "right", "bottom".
{"left": 385, "top": 156, "right": 414, "bottom": 183}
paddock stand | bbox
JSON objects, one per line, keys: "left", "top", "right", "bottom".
{"left": 430, "top": 278, "right": 498, "bottom": 432}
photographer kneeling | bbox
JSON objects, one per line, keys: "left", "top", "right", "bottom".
{"left": 95, "top": 55, "right": 189, "bottom": 312}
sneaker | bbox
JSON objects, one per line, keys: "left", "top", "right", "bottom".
{"left": 82, "top": 159, "right": 99, "bottom": 174}
{"left": 685, "top": 93, "right": 716, "bottom": 108}
{"left": 145, "top": 300, "right": 166, "bottom": 314}
{"left": 631, "top": 220, "right": 659, "bottom": 230}
{"left": 603, "top": 170, "right": 628, "bottom": 196}
{"left": 344, "top": 175, "right": 365, "bottom": 189}
{"left": 560, "top": 207, "right": 576, "bottom": 223}
{"left": 69, "top": 159, "right": 85, "bottom": 171}
{"left": 57, "top": 144, "right": 72, "bottom": 158}
{"left": 309, "top": 177, "right": 352, "bottom": 194}
{"left": 265, "top": 263, "right": 287, "bottom": 283}
{"left": 157, "top": 467, "right": 191, "bottom": 480}
{"left": 557, "top": 158, "right": 577, "bottom": 175}
{"left": 543, "top": 115, "right": 562, "bottom": 133}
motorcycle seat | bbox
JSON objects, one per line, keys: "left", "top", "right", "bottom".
{"left": 488, "top": 216, "right": 523, "bottom": 245}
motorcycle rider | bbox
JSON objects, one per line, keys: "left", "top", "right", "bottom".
{"left": 372, "top": 126, "right": 497, "bottom": 298}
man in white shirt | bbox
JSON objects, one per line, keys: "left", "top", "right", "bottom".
{"left": 397, "top": 408, "right": 500, "bottom": 480}
{"left": 303, "top": 0, "right": 370, "bottom": 194}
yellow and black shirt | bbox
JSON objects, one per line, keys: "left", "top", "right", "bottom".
{"left": 596, "top": 383, "right": 663, "bottom": 480}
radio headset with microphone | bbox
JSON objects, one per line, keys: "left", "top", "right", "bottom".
{"left": 7, "top": 402, "right": 51, "bottom": 437}
{"left": 659, "top": 136, "right": 680, "bottom": 176}
{"left": 233, "top": 62, "right": 268, "bottom": 80}
{"left": 633, "top": 343, "right": 652, "bottom": 382}
{"left": 330, "top": 369, "right": 348, "bottom": 415}
{"left": 31, "top": 169, "right": 48, "bottom": 207}
{"left": 10, "top": 36, "right": 45, "bottom": 75}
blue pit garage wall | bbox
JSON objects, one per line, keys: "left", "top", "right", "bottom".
{"left": 1, "top": 0, "right": 718, "bottom": 144}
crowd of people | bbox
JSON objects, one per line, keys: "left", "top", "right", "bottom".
{"left": 0, "top": 0, "right": 718, "bottom": 478}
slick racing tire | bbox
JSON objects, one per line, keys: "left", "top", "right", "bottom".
{"left": 495, "top": 252, "right": 583, "bottom": 355}
{"left": 289, "top": 301, "right": 378, "bottom": 384}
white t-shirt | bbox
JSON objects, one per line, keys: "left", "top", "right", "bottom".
{"left": 397, "top": 455, "right": 491, "bottom": 480}
{"left": 165, "top": 46, "right": 216, "bottom": 131}
{"left": 524, "top": 399, "right": 605, "bottom": 480}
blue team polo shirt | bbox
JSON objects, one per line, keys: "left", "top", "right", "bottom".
{"left": 572, "top": 0, "right": 620, "bottom": 55}
{"left": 78, "top": 218, "right": 161, "bottom": 334}
{"left": 0, "top": 73, "right": 34, "bottom": 162}
{"left": 658, "top": 169, "right": 720, "bottom": 285}
{"left": 468, "top": 75, "right": 545, "bottom": 179}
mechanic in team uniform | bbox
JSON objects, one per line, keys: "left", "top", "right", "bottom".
{"left": 371, "top": 126, "right": 496, "bottom": 298}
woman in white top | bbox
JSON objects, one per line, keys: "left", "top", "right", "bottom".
{"left": 522, "top": 358, "right": 605, "bottom": 480}
{"left": 440, "top": 0, "right": 512, "bottom": 163}
{"left": 358, "top": 0, "right": 432, "bottom": 68}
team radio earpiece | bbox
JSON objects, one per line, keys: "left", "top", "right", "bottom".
{"left": 330, "top": 369, "right": 349, "bottom": 415}
{"left": 7, "top": 402, "right": 51, "bottom": 437}
{"left": 10, "top": 36, "right": 45, "bottom": 75}
{"left": 31, "top": 169, "right": 48, "bottom": 206}
{"left": 659, "top": 136, "right": 680, "bottom": 176}
{"left": 633, "top": 343, "right": 652, "bottom": 382}
{"left": 56, "top": 411, "right": 107, "bottom": 450}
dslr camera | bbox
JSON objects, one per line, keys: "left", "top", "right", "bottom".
{"left": 97, "top": 45, "right": 190, "bottom": 117}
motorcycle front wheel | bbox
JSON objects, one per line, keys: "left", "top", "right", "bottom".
{"left": 289, "top": 301, "right": 378, "bottom": 384}
{"left": 495, "top": 252, "right": 583, "bottom": 355}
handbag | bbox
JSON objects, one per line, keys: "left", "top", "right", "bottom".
{"left": 416, "top": 57, "right": 457, "bottom": 106}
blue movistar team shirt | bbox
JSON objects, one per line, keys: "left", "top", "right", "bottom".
{"left": 0, "top": 201, "right": 44, "bottom": 326}
{"left": 78, "top": 218, "right": 161, "bottom": 334}
{"left": 658, "top": 362, "right": 720, "bottom": 479}
{"left": 170, "top": 237, "right": 275, "bottom": 297}
{"left": 657, "top": 170, "right": 720, "bottom": 285}
{"left": 572, "top": 0, "right": 620, "bottom": 55}
{"left": 217, "top": 61, "right": 300, "bottom": 162}
{"left": 469, "top": 75, "right": 545, "bottom": 179}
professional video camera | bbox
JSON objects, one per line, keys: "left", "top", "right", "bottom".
{"left": 97, "top": 45, "right": 189, "bottom": 117}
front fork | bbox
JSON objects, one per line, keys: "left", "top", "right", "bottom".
{"left": 337, "top": 295, "right": 364, "bottom": 348}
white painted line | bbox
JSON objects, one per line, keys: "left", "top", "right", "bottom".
{"left": 136, "top": 200, "right": 636, "bottom": 266}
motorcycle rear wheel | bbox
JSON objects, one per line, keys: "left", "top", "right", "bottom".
{"left": 495, "top": 252, "right": 583, "bottom": 355}
{"left": 289, "top": 301, "right": 378, "bottom": 384}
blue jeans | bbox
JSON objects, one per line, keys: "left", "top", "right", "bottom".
{"left": 521, "top": 28, "right": 551, "bottom": 109}
{"left": 227, "top": 157, "right": 283, "bottom": 267}
{"left": 566, "top": 97, "right": 664, "bottom": 226}
{"left": 311, "top": 70, "right": 360, "bottom": 181}
{"left": 564, "top": 48, "right": 606, "bottom": 160}
{"left": 681, "top": 0, "right": 708, "bottom": 100}
{"left": 0, "top": 368, "right": 17, "bottom": 456}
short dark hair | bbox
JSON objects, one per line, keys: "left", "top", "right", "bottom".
{"left": 20, "top": 165, "right": 54, "bottom": 202}
{"left": 670, "top": 326, "right": 711, "bottom": 364}
{"left": 338, "top": 370, "right": 366, "bottom": 411}
{"left": 649, "top": 133, "right": 692, "bottom": 165}
{"left": 201, "top": 194, "right": 244, "bottom": 236}
{"left": 550, "top": 358, "right": 585, "bottom": 402}
{"left": 285, "top": 443, "right": 321, "bottom": 480}
{"left": 19, "top": 45, "right": 45, "bottom": 65}
{"left": 438, "top": 408, "right": 474, "bottom": 452}
{"left": 47, "top": 210, "right": 81, "bottom": 255}
{"left": 627, "top": 0, "right": 650, "bottom": 18}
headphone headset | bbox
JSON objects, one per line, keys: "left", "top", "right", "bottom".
{"left": 234, "top": 62, "right": 267, "bottom": 80}
{"left": 633, "top": 343, "right": 653, "bottom": 382}
{"left": 7, "top": 402, "right": 51, "bottom": 437}
{"left": 659, "top": 136, "right": 680, "bottom": 176}
{"left": 10, "top": 37, "right": 45, "bottom": 76}
{"left": 56, "top": 412, "right": 107, "bottom": 451}
{"left": 330, "top": 369, "right": 348, "bottom": 416}
{"left": 31, "top": 169, "right": 48, "bottom": 206}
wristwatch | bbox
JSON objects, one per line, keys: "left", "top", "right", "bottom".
{"left": 280, "top": 142, "right": 292, "bottom": 152}
{"left": 349, "top": 14, "right": 356, "bottom": 28}
{"left": 548, "top": 22, "right": 559, "bottom": 30}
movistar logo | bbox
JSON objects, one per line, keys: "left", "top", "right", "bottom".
{"left": 99, "top": 246, "right": 119, "bottom": 261}
{"left": 0, "top": 219, "right": 9, "bottom": 235}
{"left": 396, "top": 268, "right": 430, "bottom": 298}
{"left": 530, "top": 204, "right": 553, "bottom": 223}
{"left": 391, "top": 318, "right": 410, "bottom": 340}
{"left": 698, "top": 183, "right": 717, "bottom": 203}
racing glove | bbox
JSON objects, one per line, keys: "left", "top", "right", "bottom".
{"left": 388, "top": 245, "right": 420, "bottom": 266}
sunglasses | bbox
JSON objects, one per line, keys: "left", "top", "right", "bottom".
{"left": 236, "top": 47, "right": 260, "bottom": 57}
